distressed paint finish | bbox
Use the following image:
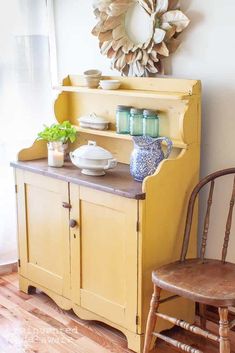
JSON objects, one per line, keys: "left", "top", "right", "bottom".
{"left": 12, "top": 76, "right": 201, "bottom": 352}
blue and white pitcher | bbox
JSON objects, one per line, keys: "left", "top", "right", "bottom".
{"left": 130, "top": 136, "right": 173, "bottom": 182}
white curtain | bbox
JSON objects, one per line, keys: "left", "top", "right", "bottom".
{"left": 0, "top": 0, "right": 55, "bottom": 265}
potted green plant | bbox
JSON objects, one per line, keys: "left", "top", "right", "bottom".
{"left": 37, "top": 121, "right": 77, "bottom": 167}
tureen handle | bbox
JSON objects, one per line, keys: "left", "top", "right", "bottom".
{"left": 104, "top": 159, "right": 117, "bottom": 170}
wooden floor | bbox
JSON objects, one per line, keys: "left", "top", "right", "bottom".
{"left": 0, "top": 272, "right": 235, "bottom": 353}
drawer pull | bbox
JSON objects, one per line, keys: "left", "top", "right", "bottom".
{"left": 69, "top": 219, "right": 77, "bottom": 228}
{"left": 62, "top": 202, "right": 72, "bottom": 209}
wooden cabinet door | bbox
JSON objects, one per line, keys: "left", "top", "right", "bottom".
{"left": 16, "top": 169, "right": 70, "bottom": 298}
{"left": 70, "top": 185, "right": 139, "bottom": 332}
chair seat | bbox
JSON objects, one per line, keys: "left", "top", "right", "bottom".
{"left": 152, "top": 258, "right": 235, "bottom": 307}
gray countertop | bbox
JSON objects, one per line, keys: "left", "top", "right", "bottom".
{"left": 11, "top": 159, "right": 145, "bottom": 200}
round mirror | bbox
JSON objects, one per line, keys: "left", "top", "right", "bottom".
{"left": 125, "top": 2, "right": 153, "bottom": 45}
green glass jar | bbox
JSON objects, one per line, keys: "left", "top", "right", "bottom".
{"left": 130, "top": 108, "right": 144, "bottom": 136}
{"left": 116, "top": 105, "right": 131, "bottom": 134}
{"left": 143, "top": 109, "right": 159, "bottom": 138}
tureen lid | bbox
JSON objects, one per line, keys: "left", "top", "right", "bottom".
{"left": 72, "top": 141, "right": 113, "bottom": 160}
{"left": 78, "top": 113, "right": 109, "bottom": 124}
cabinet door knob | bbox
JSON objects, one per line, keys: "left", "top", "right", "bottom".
{"left": 62, "top": 202, "right": 72, "bottom": 209}
{"left": 69, "top": 219, "right": 77, "bottom": 228}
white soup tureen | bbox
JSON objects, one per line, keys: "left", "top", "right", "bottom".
{"left": 70, "top": 141, "right": 117, "bottom": 176}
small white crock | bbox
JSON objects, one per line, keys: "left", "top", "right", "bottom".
{"left": 78, "top": 113, "right": 109, "bottom": 130}
{"left": 70, "top": 141, "right": 117, "bottom": 176}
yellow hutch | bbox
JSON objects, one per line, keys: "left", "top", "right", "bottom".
{"left": 11, "top": 75, "right": 201, "bottom": 352}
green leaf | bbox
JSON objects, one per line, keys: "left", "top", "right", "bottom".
{"left": 37, "top": 120, "right": 77, "bottom": 143}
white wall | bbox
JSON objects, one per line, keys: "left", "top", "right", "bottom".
{"left": 53, "top": 0, "right": 235, "bottom": 260}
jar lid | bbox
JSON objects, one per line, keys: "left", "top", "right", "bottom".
{"left": 130, "top": 108, "right": 143, "bottom": 114}
{"left": 143, "top": 109, "right": 158, "bottom": 117}
{"left": 116, "top": 105, "right": 131, "bottom": 112}
{"left": 72, "top": 141, "right": 113, "bottom": 160}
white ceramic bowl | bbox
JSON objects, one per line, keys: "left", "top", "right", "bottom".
{"left": 83, "top": 69, "right": 102, "bottom": 77}
{"left": 99, "top": 80, "right": 121, "bottom": 90}
{"left": 83, "top": 69, "right": 102, "bottom": 88}
{"left": 84, "top": 76, "right": 101, "bottom": 88}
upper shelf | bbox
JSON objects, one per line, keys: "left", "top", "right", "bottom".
{"left": 74, "top": 126, "right": 188, "bottom": 149}
{"left": 53, "top": 85, "right": 191, "bottom": 100}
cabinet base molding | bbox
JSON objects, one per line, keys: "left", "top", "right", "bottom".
{"left": 19, "top": 275, "right": 72, "bottom": 311}
{"left": 19, "top": 275, "right": 144, "bottom": 352}
{"left": 19, "top": 275, "right": 195, "bottom": 353}
{"left": 73, "top": 304, "right": 144, "bottom": 353}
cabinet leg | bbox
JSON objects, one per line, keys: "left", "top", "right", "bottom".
{"left": 125, "top": 332, "right": 144, "bottom": 353}
{"left": 19, "top": 275, "right": 31, "bottom": 294}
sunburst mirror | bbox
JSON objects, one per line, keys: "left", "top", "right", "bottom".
{"left": 92, "top": 0, "right": 190, "bottom": 76}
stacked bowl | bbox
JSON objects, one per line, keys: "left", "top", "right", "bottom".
{"left": 83, "top": 69, "right": 102, "bottom": 88}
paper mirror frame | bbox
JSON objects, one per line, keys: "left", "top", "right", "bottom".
{"left": 92, "top": 0, "right": 190, "bottom": 77}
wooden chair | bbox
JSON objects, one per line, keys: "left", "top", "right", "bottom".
{"left": 143, "top": 168, "right": 235, "bottom": 353}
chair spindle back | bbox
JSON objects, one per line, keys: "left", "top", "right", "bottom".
{"left": 200, "top": 180, "right": 215, "bottom": 261}
{"left": 221, "top": 176, "right": 235, "bottom": 263}
{"left": 180, "top": 168, "right": 235, "bottom": 262}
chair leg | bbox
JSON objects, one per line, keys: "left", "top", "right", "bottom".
{"left": 199, "top": 303, "right": 207, "bottom": 329}
{"left": 219, "top": 307, "right": 230, "bottom": 353}
{"left": 143, "top": 285, "right": 161, "bottom": 353}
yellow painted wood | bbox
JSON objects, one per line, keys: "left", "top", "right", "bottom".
{"left": 54, "top": 79, "right": 194, "bottom": 163}
{"left": 69, "top": 183, "right": 81, "bottom": 304}
{"left": 73, "top": 186, "right": 138, "bottom": 332}
{"left": 70, "top": 129, "right": 134, "bottom": 164}
{"left": 73, "top": 126, "right": 188, "bottom": 149}
{"left": 68, "top": 94, "right": 188, "bottom": 141}
{"left": 14, "top": 75, "right": 201, "bottom": 352}
{"left": 67, "top": 75, "right": 201, "bottom": 95}
{"left": 54, "top": 85, "right": 191, "bottom": 100}
{"left": 15, "top": 169, "right": 71, "bottom": 299}
{"left": 64, "top": 93, "right": 191, "bottom": 163}
{"left": 72, "top": 304, "right": 144, "bottom": 353}
{"left": 18, "top": 76, "right": 200, "bottom": 164}
{"left": 138, "top": 144, "right": 200, "bottom": 336}
{"left": 18, "top": 140, "right": 47, "bottom": 161}
{"left": 18, "top": 275, "right": 72, "bottom": 310}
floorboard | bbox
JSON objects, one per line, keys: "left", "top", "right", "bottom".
{"left": 0, "top": 272, "right": 235, "bottom": 352}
